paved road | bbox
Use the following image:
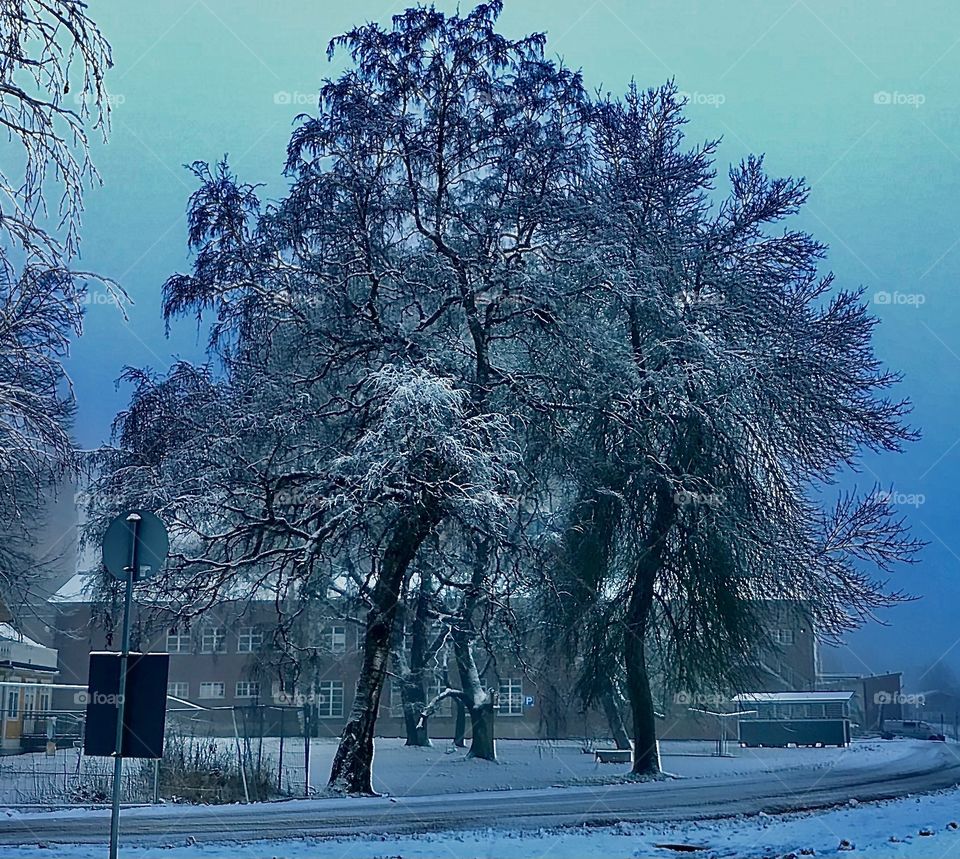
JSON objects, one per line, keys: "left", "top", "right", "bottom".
{"left": 3, "top": 742, "right": 959, "bottom": 846}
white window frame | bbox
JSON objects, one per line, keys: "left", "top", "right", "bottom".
{"left": 167, "top": 681, "right": 189, "bottom": 699}
{"left": 200, "top": 626, "right": 227, "bottom": 654}
{"left": 166, "top": 628, "right": 191, "bottom": 653}
{"left": 237, "top": 626, "right": 263, "bottom": 653}
{"left": 235, "top": 681, "right": 261, "bottom": 700}
{"left": 316, "top": 680, "right": 344, "bottom": 718}
{"left": 499, "top": 678, "right": 523, "bottom": 716}
{"left": 773, "top": 629, "right": 795, "bottom": 646}
{"left": 322, "top": 625, "right": 347, "bottom": 653}
{"left": 198, "top": 682, "right": 225, "bottom": 700}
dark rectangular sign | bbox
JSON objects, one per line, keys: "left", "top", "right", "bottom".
{"left": 83, "top": 652, "right": 170, "bottom": 759}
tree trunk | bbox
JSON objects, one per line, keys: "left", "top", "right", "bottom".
{"left": 401, "top": 678, "right": 431, "bottom": 747}
{"left": 601, "top": 685, "right": 632, "bottom": 751}
{"left": 401, "top": 570, "right": 434, "bottom": 747}
{"left": 453, "top": 638, "right": 498, "bottom": 761}
{"left": 452, "top": 537, "right": 497, "bottom": 761}
{"left": 466, "top": 696, "right": 497, "bottom": 760}
{"left": 623, "top": 487, "right": 673, "bottom": 777}
{"left": 328, "top": 507, "right": 437, "bottom": 794}
{"left": 453, "top": 697, "right": 466, "bottom": 747}
{"left": 625, "top": 631, "right": 659, "bottom": 774}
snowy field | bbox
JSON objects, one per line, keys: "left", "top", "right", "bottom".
{"left": 5, "top": 787, "right": 960, "bottom": 858}
{"left": 269, "top": 736, "right": 907, "bottom": 796}
{"left": 0, "top": 737, "right": 916, "bottom": 804}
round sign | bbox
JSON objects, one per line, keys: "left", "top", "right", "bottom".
{"left": 102, "top": 510, "right": 169, "bottom": 582}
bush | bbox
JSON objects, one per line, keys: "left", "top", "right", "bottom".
{"left": 152, "top": 731, "right": 275, "bottom": 804}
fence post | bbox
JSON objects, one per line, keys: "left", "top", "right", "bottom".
{"left": 303, "top": 704, "right": 311, "bottom": 797}
{"left": 277, "top": 708, "right": 285, "bottom": 794}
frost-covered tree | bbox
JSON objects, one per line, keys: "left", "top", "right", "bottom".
{"left": 0, "top": 0, "right": 115, "bottom": 605}
{"left": 86, "top": 6, "right": 919, "bottom": 797}
{"left": 548, "top": 82, "right": 920, "bottom": 775}
{"left": 89, "top": 1, "right": 588, "bottom": 792}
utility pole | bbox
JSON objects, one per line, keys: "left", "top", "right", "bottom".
{"left": 108, "top": 512, "right": 140, "bottom": 859}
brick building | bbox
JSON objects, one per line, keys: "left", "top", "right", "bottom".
{"left": 42, "top": 574, "right": 847, "bottom": 742}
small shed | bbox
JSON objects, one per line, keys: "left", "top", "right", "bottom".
{"left": 732, "top": 690, "right": 855, "bottom": 748}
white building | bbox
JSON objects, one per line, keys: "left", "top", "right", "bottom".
{"left": 0, "top": 623, "right": 59, "bottom": 752}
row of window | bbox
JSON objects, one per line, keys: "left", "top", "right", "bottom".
{"left": 165, "top": 625, "right": 348, "bottom": 654}
{"left": 164, "top": 677, "right": 526, "bottom": 717}
{"left": 167, "top": 681, "right": 262, "bottom": 700}
{"left": 388, "top": 678, "right": 525, "bottom": 716}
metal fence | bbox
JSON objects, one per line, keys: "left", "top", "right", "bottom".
{"left": 0, "top": 702, "right": 314, "bottom": 807}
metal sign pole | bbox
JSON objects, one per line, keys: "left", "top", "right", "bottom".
{"left": 109, "top": 513, "right": 140, "bottom": 859}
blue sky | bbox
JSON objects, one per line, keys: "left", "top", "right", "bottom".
{"left": 72, "top": 0, "right": 960, "bottom": 684}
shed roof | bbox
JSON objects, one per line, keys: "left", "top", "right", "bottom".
{"left": 732, "top": 691, "right": 856, "bottom": 705}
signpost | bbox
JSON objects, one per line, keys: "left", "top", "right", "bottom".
{"left": 100, "top": 510, "right": 168, "bottom": 859}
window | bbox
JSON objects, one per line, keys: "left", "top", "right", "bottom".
{"left": 235, "top": 681, "right": 261, "bottom": 699}
{"left": 316, "top": 681, "right": 344, "bottom": 717}
{"left": 499, "top": 678, "right": 523, "bottom": 716}
{"left": 166, "top": 628, "right": 191, "bottom": 653}
{"left": 198, "top": 682, "right": 225, "bottom": 700}
{"left": 772, "top": 629, "right": 795, "bottom": 646}
{"left": 237, "top": 626, "right": 263, "bottom": 653}
{"left": 167, "top": 682, "right": 189, "bottom": 699}
{"left": 389, "top": 681, "right": 404, "bottom": 718}
{"left": 322, "top": 625, "right": 347, "bottom": 653}
{"left": 426, "top": 676, "right": 450, "bottom": 716}
{"left": 201, "top": 627, "right": 227, "bottom": 653}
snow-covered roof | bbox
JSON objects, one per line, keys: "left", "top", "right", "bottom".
{"left": 0, "top": 623, "right": 44, "bottom": 650}
{"left": 51, "top": 572, "right": 93, "bottom": 603}
{"left": 0, "top": 623, "right": 58, "bottom": 672}
{"left": 51, "top": 569, "right": 285, "bottom": 606}
{"left": 732, "top": 691, "right": 856, "bottom": 705}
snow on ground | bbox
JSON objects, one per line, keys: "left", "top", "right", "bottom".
{"left": 264, "top": 736, "right": 909, "bottom": 796}
{"left": 0, "top": 737, "right": 918, "bottom": 805}
{"left": 2, "top": 736, "right": 897, "bottom": 804}
{"left": 5, "top": 787, "right": 960, "bottom": 858}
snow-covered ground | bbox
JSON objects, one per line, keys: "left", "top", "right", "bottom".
{"left": 268, "top": 736, "right": 909, "bottom": 795}
{"left": 1, "top": 737, "right": 905, "bottom": 803}
{"left": 4, "top": 787, "right": 960, "bottom": 858}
